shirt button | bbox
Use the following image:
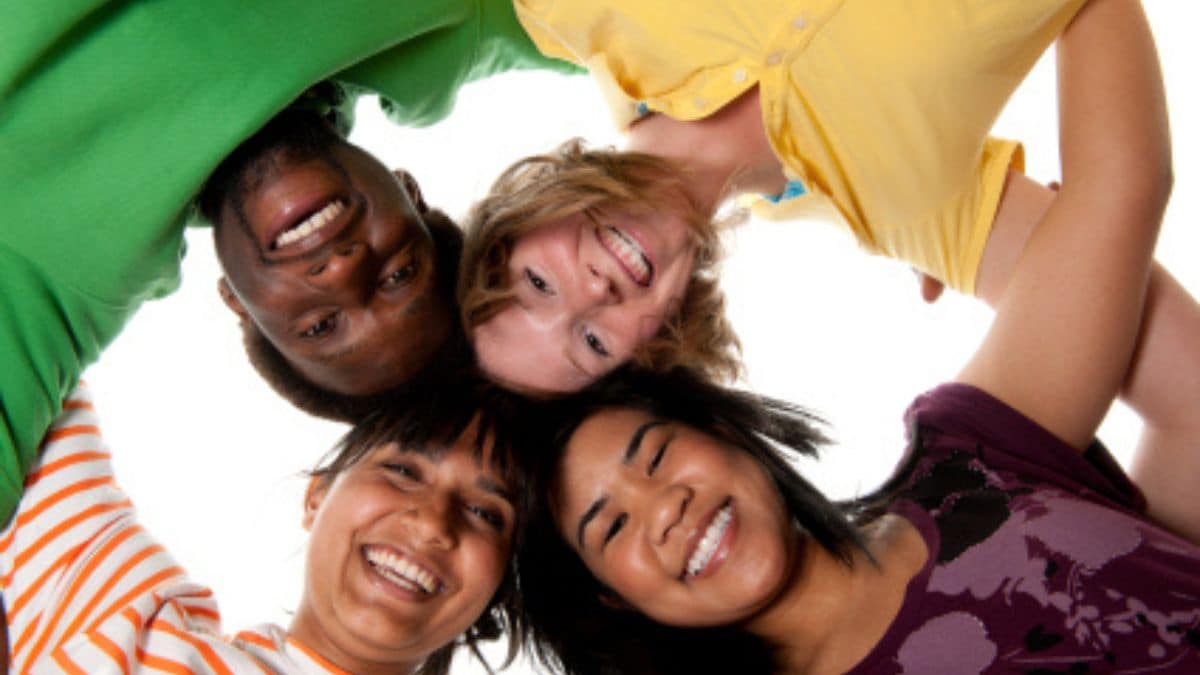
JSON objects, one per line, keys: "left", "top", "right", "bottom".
{"left": 732, "top": 68, "right": 747, "bottom": 84}
{"left": 693, "top": 96, "right": 706, "bottom": 109}
{"left": 766, "top": 52, "right": 783, "bottom": 66}
{"left": 792, "top": 16, "right": 807, "bottom": 29}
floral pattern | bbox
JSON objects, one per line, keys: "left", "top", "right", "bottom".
{"left": 849, "top": 385, "right": 1200, "bottom": 674}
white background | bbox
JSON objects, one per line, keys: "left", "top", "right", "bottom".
{"left": 82, "top": 4, "right": 1197, "bottom": 673}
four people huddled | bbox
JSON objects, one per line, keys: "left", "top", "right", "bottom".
{"left": 3, "top": 0, "right": 1199, "bottom": 672}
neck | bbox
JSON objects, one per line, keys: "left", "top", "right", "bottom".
{"left": 625, "top": 86, "right": 787, "bottom": 216}
{"left": 743, "top": 517, "right": 925, "bottom": 675}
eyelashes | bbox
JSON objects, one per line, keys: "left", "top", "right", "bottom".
{"left": 525, "top": 268, "right": 552, "bottom": 294}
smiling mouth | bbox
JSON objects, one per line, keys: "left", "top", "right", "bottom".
{"left": 684, "top": 501, "right": 733, "bottom": 578}
{"left": 597, "top": 225, "right": 654, "bottom": 287}
{"left": 364, "top": 545, "right": 443, "bottom": 595}
{"left": 273, "top": 198, "right": 348, "bottom": 250}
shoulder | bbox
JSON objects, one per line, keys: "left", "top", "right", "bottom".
{"left": 900, "top": 383, "right": 1143, "bottom": 511}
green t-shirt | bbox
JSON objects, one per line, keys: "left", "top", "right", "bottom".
{"left": 0, "top": 0, "right": 576, "bottom": 523}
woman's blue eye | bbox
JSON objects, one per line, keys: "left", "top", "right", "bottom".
{"left": 301, "top": 315, "right": 337, "bottom": 338}
{"left": 525, "top": 268, "right": 552, "bottom": 294}
{"left": 585, "top": 330, "right": 610, "bottom": 357}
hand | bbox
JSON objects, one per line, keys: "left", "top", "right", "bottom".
{"left": 913, "top": 270, "right": 946, "bottom": 304}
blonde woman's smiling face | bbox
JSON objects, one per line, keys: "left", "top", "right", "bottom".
{"left": 472, "top": 208, "right": 695, "bottom": 393}
{"left": 291, "top": 427, "right": 515, "bottom": 673}
{"left": 553, "top": 408, "right": 801, "bottom": 627}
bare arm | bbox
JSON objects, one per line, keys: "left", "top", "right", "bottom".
{"left": 958, "top": 0, "right": 1172, "bottom": 449}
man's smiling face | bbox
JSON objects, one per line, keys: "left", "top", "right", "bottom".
{"left": 213, "top": 140, "right": 453, "bottom": 396}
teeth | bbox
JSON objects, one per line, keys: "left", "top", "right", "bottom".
{"left": 686, "top": 504, "right": 732, "bottom": 577}
{"left": 365, "top": 546, "right": 439, "bottom": 594}
{"left": 597, "top": 226, "right": 652, "bottom": 286}
{"left": 274, "top": 199, "right": 346, "bottom": 249}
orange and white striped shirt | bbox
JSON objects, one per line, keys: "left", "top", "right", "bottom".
{"left": 0, "top": 385, "right": 346, "bottom": 674}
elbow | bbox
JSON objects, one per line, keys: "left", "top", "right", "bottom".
{"left": 1154, "top": 159, "right": 1174, "bottom": 211}
{"left": 1140, "top": 133, "right": 1175, "bottom": 212}
{"left": 1109, "top": 153, "right": 1173, "bottom": 224}
{"left": 1139, "top": 158, "right": 1173, "bottom": 226}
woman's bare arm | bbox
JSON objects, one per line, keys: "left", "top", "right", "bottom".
{"left": 958, "top": 0, "right": 1172, "bottom": 449}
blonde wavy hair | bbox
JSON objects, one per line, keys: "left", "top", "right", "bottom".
{"left": 458, "top": 139, "right": 742, "bottom": 383}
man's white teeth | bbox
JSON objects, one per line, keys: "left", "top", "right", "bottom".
{"left": 686, "top": 504, "right": 732, "bottom": 577}
{"left": 365, "top": 547, "right": 439, "bottom": 594}
{"left": 598, "top": 226, "right": 652, "bottom": 286}
{"left": 274, "top": 199, "right": 345, "bottom": 248}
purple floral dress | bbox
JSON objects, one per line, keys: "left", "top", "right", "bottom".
{"left": 848, "top": 384, "right": 1200, "bottom": 674}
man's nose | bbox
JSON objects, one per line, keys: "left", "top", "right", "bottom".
{"left": 309, "top": 242, "right": 374, "bottom": 298}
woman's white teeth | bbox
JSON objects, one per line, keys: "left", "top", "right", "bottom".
{"left": 598, "top": 226, "right": 652, "bottom": 286}
{"left": 365, "top": 547, "right": 439, "bottom": 594}
{"left": 686, "top": 504, "right": 732, "bottom": 577}
{"left": 275, "top": 199, "right": 345, "bottom": 248}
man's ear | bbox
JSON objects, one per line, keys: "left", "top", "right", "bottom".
{"left": 217, "top": 277, "right": 250, "bottom": 321}
{"left": 393, "top": 169, "right": 428, "bottom": 213}
{"left": 302, "top": 475, "right": 330, "bottom": 531}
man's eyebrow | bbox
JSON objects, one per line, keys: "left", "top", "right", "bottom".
{"left": 624, "top": 420, "right": 666, "bottom": 466}
{"left": 577, "top": 495, "right": 609, "bottom": 549}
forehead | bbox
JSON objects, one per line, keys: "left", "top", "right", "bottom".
{"left": 383, "top": 418, "right": 512, "bottom": 486}
{"left": 560, "top": 408, "right": 657, "bottom": 477}
{"left": 570, "top": 407, "right": 654, "bottom": 444}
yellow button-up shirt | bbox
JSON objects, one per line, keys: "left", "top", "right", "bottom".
{"left": 515, "top": 0, "right": 1087, "bottom": 293}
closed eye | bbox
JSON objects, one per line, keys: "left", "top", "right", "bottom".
{"left": 467, "top": 504, "right": 507, "bottom": 531}
{"left": 648, "top": 438, "right": 669, "bottom": 475}
{"left": 603, "top": 513, "right": 627, "bottom": 547}
{"left": 383, "top": 462, "right": 421, "bottom": 482}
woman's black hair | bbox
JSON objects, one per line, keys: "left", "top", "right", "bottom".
{"left": 515, "top": 367, "right": 871, "bottom": 675}
{"left": 309, "top": 363, "right": 538, "bottom": 675}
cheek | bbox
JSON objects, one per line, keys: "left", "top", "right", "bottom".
{"left": 598, "top": 542, "right": 665, "bottom": 605}
{"left": 460, "top": 537, "right": 509, "bottom": 599}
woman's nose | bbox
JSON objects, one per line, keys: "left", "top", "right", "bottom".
{"left": 647, "top": 483, "right": 692, "bottom": 546}
{"left": 579, "top": 264, "right": 620, "bottom": 305}
{"left": 404, "top": 498, "right": 457, "bottom": 550}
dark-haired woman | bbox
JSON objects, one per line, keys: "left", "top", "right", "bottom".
{"left": 1, "top": 379, "right": 525, "bottom": 674}
{"left": 514, "top": 1, "right": 1199, "bottom": 673}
